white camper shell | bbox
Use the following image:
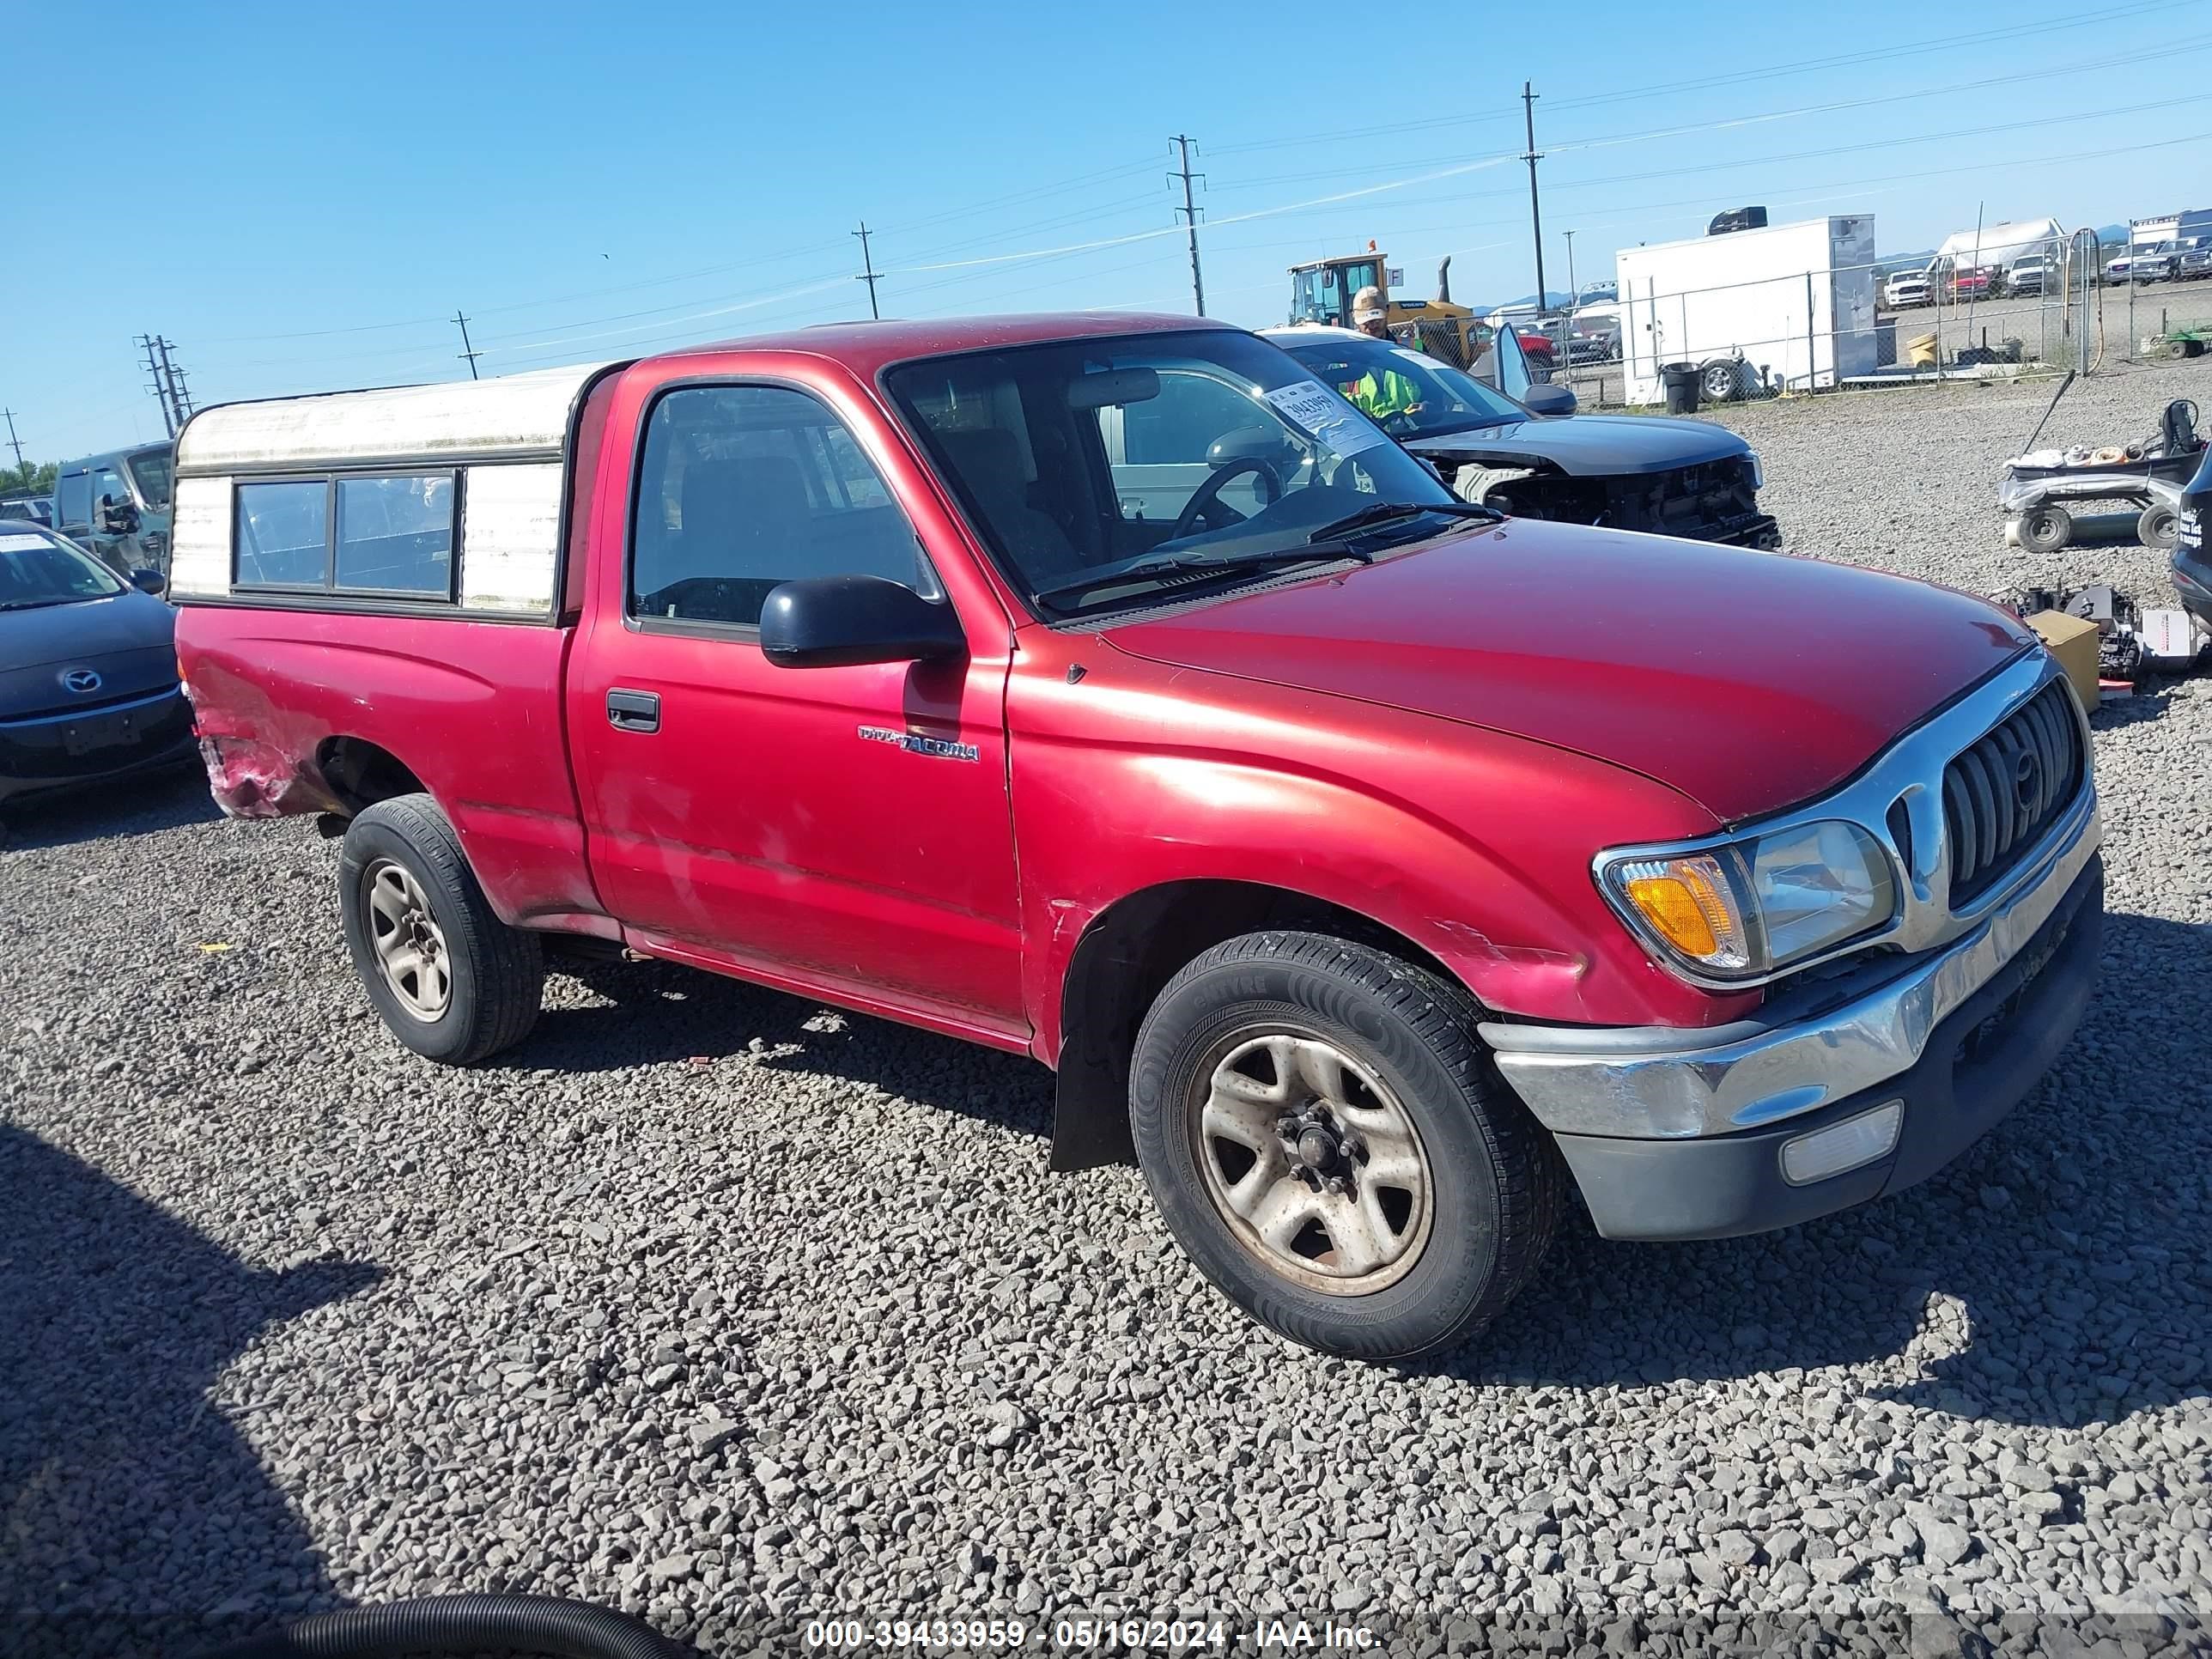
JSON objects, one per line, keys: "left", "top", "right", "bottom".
{"left": 169, "top": 362, "right": 617, "bottom": 616}
{"left": 1614, "top": 216, "right": 1877, "bottom": 405}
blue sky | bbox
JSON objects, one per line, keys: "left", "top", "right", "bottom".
{"left": 7, "top": 0, "right": 2208, "bottom": 462}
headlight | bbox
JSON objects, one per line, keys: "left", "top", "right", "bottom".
{"left": 1600, "top": 819, "right": 1896, "bottom": 982}
{"left": 1746, "top": 454, "right": 1764, "bottom": 491}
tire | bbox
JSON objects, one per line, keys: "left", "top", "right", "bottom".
{"left": 338, "top": 793, "right": 544, "bottom": 1064}
{"left": 2139, "top": 501, "right": 2179, "bottom": 551}
{"left": 2169, "top": 340, "right": 2192, "bottom": 361}
{"left": 2017, "top": 503, "right": 2073, "bottom": 555}
{"left": 1128, "top": 931, "right": 1564, "bottom": 1359}
{"left": 1699, "top": 359, "right": 1743, "bottom": 403}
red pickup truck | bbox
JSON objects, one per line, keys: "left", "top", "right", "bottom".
{"left": 172, "top": 314, "right": 2102, "bottom": 1358}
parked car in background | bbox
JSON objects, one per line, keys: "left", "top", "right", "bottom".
{"left": 1949, "top": 267, "right": 1996, "bottom": 301}
{"left": 1521, "top": 311, "right": 1619, "bottom": 366}
{"left": 2107, "top": 244, "right": 2178, "bottom": 284}
{"left": 0, "top": 520, "right": 192, "bottom": 808}
{"left": 2008, "top": 255, "right": 2052, "bottom": 296}
{"left": 0, "top": 495, "right": 55, "bottom": 526}
{"left": 52, "top": 443, "right": 174, "bottom": 577}
{"left": 173, "top": 314, "right": 2100, "bottom": 1360}
{"left": 2177, "top": 240, "right": 2210, "bottom": 282}
{"left": 1266, "top": 324, "right": 1778, "bottom": 549}
{"left": 1883, "top": 267, "right": 1931, "bottom": 308}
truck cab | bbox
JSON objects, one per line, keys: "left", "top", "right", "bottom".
{"left": 171, "top": 316, "right": 2101, "bottom": 1361}
{"left": 53, "top": 442, "right": 173, "bottom": 577}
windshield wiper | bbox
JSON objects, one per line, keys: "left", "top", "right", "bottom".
{"left": 1305, "top": 500, "right": 1504, "bottom": 544}
{"left": 0, "top": 598, "right": 78, "bottom": 613}
{"left": 1036, "top": 543, "right": 1370, "bottom": 609}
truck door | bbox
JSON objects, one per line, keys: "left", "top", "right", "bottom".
{"left": 567, "top": 380, "right": 1026, "bottom": 1032}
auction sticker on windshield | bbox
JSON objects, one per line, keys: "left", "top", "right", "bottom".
{"left": 0, "top": 534, "right": 51, "bottom": 554}
{"left": 1260, "top": 382, "right": 1387, "bottom": 458}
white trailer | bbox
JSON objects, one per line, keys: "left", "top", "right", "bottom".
{"left": 1614, "top": 216, "right": 1877, "bottom": 405}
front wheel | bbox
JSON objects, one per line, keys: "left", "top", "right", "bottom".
{"left": 1128, "top": 932, "right": 1564, "bottom": 1359}
{"left": 338, "top": 793, "right": 544, "bottom": 1064}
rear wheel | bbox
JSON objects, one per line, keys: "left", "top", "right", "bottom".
{"left": 339, "top": 793, "right": 544, "bottom": 1064}
{"left": 1128, "top": 931, "right": 1563, "bottom": 1359}
{"left": 2017, "top": 503, "right": 2073, "bottom": 555}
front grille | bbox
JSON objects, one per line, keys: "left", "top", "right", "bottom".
{"left": 1942, "top": 680, "right": 2083, "bottom": 904}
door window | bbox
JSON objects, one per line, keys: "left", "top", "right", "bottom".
{"left": 90, "top": 465, "right": 130, "bottom": 514}
{"left": 56, "top": 471, "right": 91, "bottom": 527}
{"left": 629, "top": 385, "right": 933, "bottom": 628}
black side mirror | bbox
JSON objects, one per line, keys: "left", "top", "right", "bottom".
{"left": 130, "top": 568, "right": 167, "bottom": 596}
{"left": 1522, "top": 384, "right": 1578, "bottom": 417}
{"left": 759, "top": 574, "right": 965, "bottom": 670}
{"left": 98, "top": 497, "right": 140, "bottom": 535}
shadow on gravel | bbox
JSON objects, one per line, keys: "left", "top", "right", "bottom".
{"left": 511, "top": 956, "right": 1056, "bottom": 1136}
{"left": 0, "top": 763, "right": 216, "bottom": 853}
{"left": 2088, "top": 688, "right": 2177, "bottom": 732}
{"left": 0, "top": 1126, "right": 379, "bottom": 1657}
{"left": 502, "top": 917, "right": 2208, "bottom": 1432}
{"left": 1428, "top": 909, "right": 2211, "bottom": 1430}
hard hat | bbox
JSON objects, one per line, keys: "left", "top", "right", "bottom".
{"left": 1351, "top": 285, "right": 1387, "bottom": 322}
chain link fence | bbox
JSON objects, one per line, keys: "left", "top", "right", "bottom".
{"left": 1528, "top": 229, "right": 2208, "bottom": 410}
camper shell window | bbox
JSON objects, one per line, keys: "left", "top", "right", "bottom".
{"left": 233, "top": 471, "right": 460, "bottom": 600}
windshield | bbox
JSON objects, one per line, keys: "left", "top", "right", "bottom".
{"left": 127, "top": 447, "right": 174, "bottom": 510}
{"left": 1276, "top": 333, "right": 1528, "bottom": 440}
{"left": 884, "top": 328, "right": 1460, "bottom": 617}
{"left": 0, "top": 528, "right": 128, "bottom": 608}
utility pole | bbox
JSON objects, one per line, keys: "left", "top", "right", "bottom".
{"left": 2, "top": 409, "right": 26, "bottom": 485}
{"left": 1170, "top": 134, "right": 1206, "bottom": 316}
{"left": 155, "top": 337, "right": 193, "bottom": 425}
{"left": 453, "top": 312, "right": 483, "bottom": 380}
{"left": 853, "top": 222, "right": 882, "bottom": 319}
{"left": 136, "top": 335, "right": 177, "bottom": 438}
{"left": 1521, "top": 82, "right": 1547, "bottom": 317}
{"left": 1563, "top": 229, "right": 1577, "bottom": 310}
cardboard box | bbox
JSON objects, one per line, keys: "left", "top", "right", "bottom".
{"left": 2027, "top": 610, "right": 2101, "bottom": 713}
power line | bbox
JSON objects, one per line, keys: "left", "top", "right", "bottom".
{"left": 453, "top": 312, "right": 482, "bottom": 380}
{"left": 2, "top": 409, "right": 26, "bottom": 479}
{"left": 1208, "top": 30, "right": 2212, "bottom": 195}
{"left": 854, "top": 222, "right": 882, "bottom": 319}
{"left": 1170, "top": 135, "right": 1206, "bottom": 316}
{"left": 1203, "top": 0, "right": 2195, "bottom": 158}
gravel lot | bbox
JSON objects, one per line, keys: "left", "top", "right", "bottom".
{"left": 5, "top": 362, "right": 2211, "bottom": 1656}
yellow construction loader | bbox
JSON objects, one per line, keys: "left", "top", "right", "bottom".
{"left": 1285, "top": 246, "right": 1497, "bottom": 369}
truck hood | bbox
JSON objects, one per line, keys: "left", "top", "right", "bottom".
{"left": 1099, "top": 522, "right": 2034, "bottom": 823}
{"left": 1405, "top": 414, "right": 1748, "bottom": 477}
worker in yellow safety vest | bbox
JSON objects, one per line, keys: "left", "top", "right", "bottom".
{"left": 1342, "top": 287, "right": 1425, "bottom": 423}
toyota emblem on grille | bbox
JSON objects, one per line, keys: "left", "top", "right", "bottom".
{"left": 2014, "top": 748, "right": 2041, "bottom": 810}
{"left": 61, "top": 668, "right": 102, "bottom": 695}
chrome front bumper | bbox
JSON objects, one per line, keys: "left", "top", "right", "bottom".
{"left": 1483, "top": 781, "right": 2101, "bottom": 1142}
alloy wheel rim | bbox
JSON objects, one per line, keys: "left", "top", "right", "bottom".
{"left": 1189, "top": 1028, "right": 1434, "bottom": 1296}
{"left": 364, "top": 859, "right": 452, "bottom": 1021}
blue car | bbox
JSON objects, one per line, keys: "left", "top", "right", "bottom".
{"left": 0, "top": 521, "right": 195, "bottom": 807}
